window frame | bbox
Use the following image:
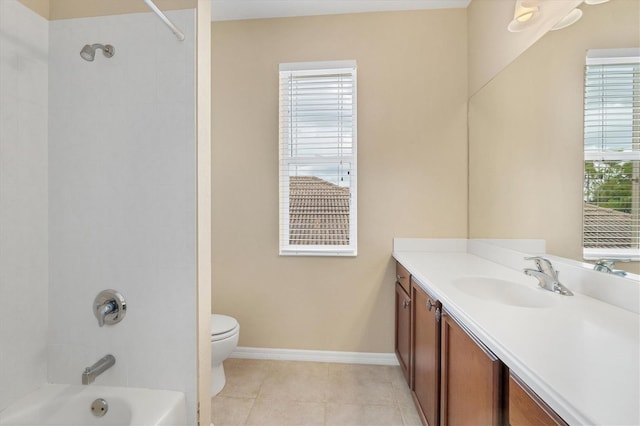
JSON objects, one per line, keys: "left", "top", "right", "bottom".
{"left": 278, "top": 60, "right": 358, "bottom": 257}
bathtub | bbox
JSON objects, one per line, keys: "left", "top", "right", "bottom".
{"left": 0, "top": 384, "right": 186, "bottom": 426}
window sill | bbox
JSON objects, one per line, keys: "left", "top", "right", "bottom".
{"left": 583, "top": 248, "right": 640, "bottom": 262}
{"left": 280, "top": 246, "right": 357, "bottom": 257}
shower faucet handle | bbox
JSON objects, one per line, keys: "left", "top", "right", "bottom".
{"left": 93, "top": 290, "right": 126, "bottom": 327}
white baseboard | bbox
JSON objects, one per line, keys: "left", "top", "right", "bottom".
{"left": 230, "top": 347, "right": 400, "bottom": 366}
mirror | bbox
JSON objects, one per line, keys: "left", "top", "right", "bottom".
{"left": 468, "top": 0, "right": 640, "bottom": 276}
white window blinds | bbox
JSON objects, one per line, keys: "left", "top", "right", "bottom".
{"left": 583, "top": 49, "right": 640, "bottom": 260}
{"left": 279, "top": 61, "right": 357, "bottom": 256}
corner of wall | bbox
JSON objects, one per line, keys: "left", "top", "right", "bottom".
{"left": 18, "top": 0, "right": 50, "bottom": 19}
{"left": 466, "top": 0, "right": 581, "bottom": 97}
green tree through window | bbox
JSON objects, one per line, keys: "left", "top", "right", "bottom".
{"left": 585, "top": 161, "right": 634, "bottom": 213}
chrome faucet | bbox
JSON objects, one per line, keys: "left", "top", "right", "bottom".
{"left": 82, "top": 354, "right": 115, "bottom": 385}
{"left": 593, "top": 259, "right": 629, "bottom": 277}
{"left": 523, "top": 256, "right": 573, "bottom": 296}
{"left": 93, "top": 290, "right": 126, "bottom": 327}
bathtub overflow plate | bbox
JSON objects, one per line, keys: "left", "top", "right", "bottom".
{"left": 90, "top": 398, "right": 109, "bottom": 417}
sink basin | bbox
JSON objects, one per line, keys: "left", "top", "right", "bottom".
{"left": 452, "top": 276, "right": 557, "bottom": 308}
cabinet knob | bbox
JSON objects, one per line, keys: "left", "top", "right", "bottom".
{"left": 403, "top": 300, "right": 410, "bottom": 309}
{"left": 426, "top": 299, "right": 434, "bottom": 311}
{"left": 396, "top": 274, "right": 406, "bottom": 281}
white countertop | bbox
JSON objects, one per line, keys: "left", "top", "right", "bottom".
{"left": 393, "top": 239, "right": 640, "bottom": 426}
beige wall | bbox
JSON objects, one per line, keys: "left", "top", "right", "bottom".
{"left": 18, "top": 0, "right": 196, "bottom": 20}
{"left": 18, "top": 0, "right": 49, "bottom": 19}
{"left": 468, "top": 0, "right": 640, "bottom": 274}
{"left": 467, "top": 0, "right": 581, "bottom": 96}
{"left": 211, "top": 9, "right": 468, "bottom": 352}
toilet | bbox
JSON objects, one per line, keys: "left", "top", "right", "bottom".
{"left": 210, "top": 314, "right": 240, "bottom": 396}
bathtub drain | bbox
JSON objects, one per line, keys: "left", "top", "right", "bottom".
{"left": 90, "top": 398, "right": 109, "bottom": 417}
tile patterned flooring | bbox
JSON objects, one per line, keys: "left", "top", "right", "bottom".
{"left": 211, "top": 359, "right": 422, "bottom": 426}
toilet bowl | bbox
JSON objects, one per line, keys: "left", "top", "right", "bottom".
{"left": 211, "top": 314, "right": 240, "bottom": 397}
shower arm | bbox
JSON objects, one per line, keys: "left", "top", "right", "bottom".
{"left": 143, "top": 0, "right": 185, "bottom": 41}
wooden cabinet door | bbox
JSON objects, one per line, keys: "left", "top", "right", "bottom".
{"left": 412, "top": 280, "right": 441, "bottom": 426}
{"left": 509, "top": 373, "right": 567, "bottom": 426}
{"left": 395, "top": 282, "right": 412, "bottom": 384}
{"left": 441, "top": 311, "right": 504, "bottom": 426}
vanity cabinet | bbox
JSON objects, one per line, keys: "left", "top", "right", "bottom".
{"left": 395, "top": 262, "right": 413, "bottom": 384}
{"left": 509, "top": 373, "right": 567, "bottom": 426}
{"left": 440, "top": 310, "right": 504, "bottom": 425}
{"left": 394, "top": 261, "right": 569, "bottom": 426}
{"left": 411, "top": 280, "right": 441, "bottom": 426}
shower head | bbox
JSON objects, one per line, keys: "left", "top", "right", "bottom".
{"left": 80, "top": 44, "right": 115, "bottom": 61}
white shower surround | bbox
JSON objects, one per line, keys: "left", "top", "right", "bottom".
{"left": 0, "top": 0, "right": 49, "bottom": 412}
{"left": 47, "top": 9, "right": 197, "bottom": 426}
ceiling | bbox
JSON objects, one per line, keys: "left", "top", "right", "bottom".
{"left": 211, "top": 0, "right": 471, "bottom": 22}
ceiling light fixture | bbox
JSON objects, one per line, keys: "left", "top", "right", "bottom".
{"left": 550, "top": 8, "right": 583, "bottom": 31}
{"left": 507, "top": 0, "right": 540, "bottom": 33}
{"left": 551, "top": 0, "right": 610, "bottom": 32}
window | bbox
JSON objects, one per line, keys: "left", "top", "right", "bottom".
{"left": 583, "top": 48, "right": 640, "bottom": 260}
{"left": 279, "top": 61, "right": 357, "bottom": 256}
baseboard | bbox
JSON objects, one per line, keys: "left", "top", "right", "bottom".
{"left": 230, "top": 347, "right": 400, "bottom": 366}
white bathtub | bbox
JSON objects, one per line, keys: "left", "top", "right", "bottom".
{"left": 0, "top": 384, "right": 186, "bottom": 426}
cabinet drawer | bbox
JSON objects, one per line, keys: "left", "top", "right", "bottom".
{"left": 396, "top": 262, "right": 411, "bottom": 293}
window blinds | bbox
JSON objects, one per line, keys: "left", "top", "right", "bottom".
{"left": 279, "top": 61, "right": 357, "bottom": 256}
{"left": 583, "top": 50, "right": 639, "bottom": 259}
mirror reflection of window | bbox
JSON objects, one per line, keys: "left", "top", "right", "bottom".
{"left": 583, "top": 48, "right": 640, "bottom": 261}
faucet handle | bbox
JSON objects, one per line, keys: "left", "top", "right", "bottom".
{"left": 524, "top": 256, "right": 558, "bottom": 279}
{"left": 594, "top": 258, "right": 629, "bottom": 276}
{"left": 595, "top": 258, "right": 630, "bottom": 267}
{"left": 93, "top": 290, "right": 126, "bottom": 327}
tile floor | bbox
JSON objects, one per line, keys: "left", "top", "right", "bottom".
{"left": 211, "top": 358, "right": 422, "bottom": 426}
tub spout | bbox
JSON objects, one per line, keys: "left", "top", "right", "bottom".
{"left": 82, "top": 354, "right": 115, "bottom": 385}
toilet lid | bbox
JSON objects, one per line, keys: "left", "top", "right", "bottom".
{"left": 211, "top": 314, "right": 238, "bottom": 336}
